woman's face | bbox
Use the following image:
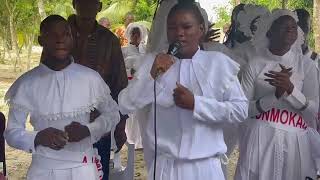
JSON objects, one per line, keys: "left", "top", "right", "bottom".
{"left": 130, "top": 28, "right": 141, "bottom": 46}
{"left": 167, "top": 10, "right": 204, "bottom": 58}
{"left": 268, "top": 16, "right": 298, "bottom": 48}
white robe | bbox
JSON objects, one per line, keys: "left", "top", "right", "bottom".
{"left": 122, "top": 44, "right": 145, "bottom": 79}
{"left": 208, "top": 41, "right": 257, "bottom": 66}
{"left": 122, "top": 44, "right": 146, "bottom": 149}
{"left": 303, "top": 50, "right": 320, "bottom": 176}
{"left": 236, "top": 49, "right": 319, "bottom": 180}
{"left": 4, "top": 62, "right": 120, "bottom": 180}
{"left": 118, "top": 49, "right": 248, "bottom": 180}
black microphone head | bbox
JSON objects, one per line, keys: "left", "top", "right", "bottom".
{"left": 167, "top": 42, "right": 182, "bottom": 56}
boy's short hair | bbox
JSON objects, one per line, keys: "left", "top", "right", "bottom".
{"left": 40, "top": 15, "right": 67, "bottom": 34}
{"left": 72, "top": 0, "right": 100, "bottom": 6}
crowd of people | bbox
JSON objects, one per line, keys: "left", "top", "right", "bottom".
{"left": 2, "top": 0, "right": 320, "bottom": 180}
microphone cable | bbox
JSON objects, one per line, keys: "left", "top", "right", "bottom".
{"left": 152, "top": 43, "right": 181, "bottom": 180}
{"left": 153, "top": 75, "right": 158, "bottom": 180}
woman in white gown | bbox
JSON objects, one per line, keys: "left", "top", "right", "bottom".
{"left": 122, "top": 23, "right": 148, "bottom": 149}
{"left": 235, "top": 9, "right": 319, "bottom": 180}
{"left": 144, "top": 0, "right": 212, "bottom": 170}
{"left": 119, "top": 2, "right": 248, "bottom": 180}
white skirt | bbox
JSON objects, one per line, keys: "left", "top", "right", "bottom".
{"left": 125, "top": 113, "right": 143, "bottom": 149}
{"left": 235, "top": 120, "right": 317, "bottom": 180}
{"left": 27, "top": 148, "right": 103, "bottom": 180}
{"left": 27, "top": 163, "right": 99, "bottom": 180}
{"left": 148, "top": 155, "right": 225, "bottom": 180}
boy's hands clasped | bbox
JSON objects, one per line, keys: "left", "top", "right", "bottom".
{"left": 34, "top": 122, "right": 90, "bottom": 150}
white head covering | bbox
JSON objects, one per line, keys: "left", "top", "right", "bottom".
{"left": 252, "top": 9, "right": 304, "bottom": 54}
{"left": 237, "top": 4, "right": 270, "bottom": 38}
{"left": 125, "top": 22, "right": 148, "bottom": 45}
{"left": 146, "top": 0, "right": 209, "bottom": 53}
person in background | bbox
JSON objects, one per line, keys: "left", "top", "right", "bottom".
{"left": 216, "top": 4, "right": 270, "bottom": 67}
{"left": 295, "top": 9, "right": 320, "bottom": 180}
{"left": 68, "top": 0, "right": 128, "bottom": 179}
{"left": 295, "top": 9, "right": 319, "bottom": 61}
{"left": 122, "top": 22, "right": 148, "bottom": 79}
{"left": 115, "top": 12, "right": 135, "bottom": 47}
{"left": 99, "top": 17, "right": 111, "bottom": 29}
{"left": 121, "top": 22, "right": 148, "bottom": 150}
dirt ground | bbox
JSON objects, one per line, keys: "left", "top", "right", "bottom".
{"left": 0, "top": 50, "right": 239, "bottom": 180}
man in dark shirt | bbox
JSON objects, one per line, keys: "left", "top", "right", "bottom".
{"left": 68, "top": 0, "right": 128, "bottom": 179}
{"left": 295, "top": 8, "right": 319, "bottom": 60}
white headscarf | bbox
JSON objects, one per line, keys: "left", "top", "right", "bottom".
{"left": 125, "top": 22, "right": 148, "bottom": 45}
{"left": 146, "top": 0, "right": 209, "bottom": 53}
{"left": 252, "top": 9, "right": 304, "bottom": 54}
{"left": 237, "top": 4, "right": 270, "bottom": 38}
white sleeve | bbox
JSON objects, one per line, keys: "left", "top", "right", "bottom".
{"left": 240, "top": 63, "right": 280, "bottom": 118}
{"left": 193, "top": 78, "right": 248, "bottom": 124}
{"left": 119, "top": 55, "right": 175, "bottom": 114}
{"left": 4, "top": 108, "right": 38, "bottom": 153}
{"left": 86, "top": 95, "right": 120, "bottom": 143}
{"left": 284, "top": 62, "right": 319, "bottom": 127}
{"left": 119, "top": 73, "right": 174, "bottom": 115}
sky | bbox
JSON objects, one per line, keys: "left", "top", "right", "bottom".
{"left": 197, "top": 0, "right": 232, "bottom": 22}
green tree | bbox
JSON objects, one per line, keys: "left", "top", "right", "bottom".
{"left": 214, "top": 6, "right": 232, "bottom": 28}
{"left": 1, "top": 0, "right": 39, "bottom": 71}
{"left": 97, "top": 0, "right": 156, "bottom": 30}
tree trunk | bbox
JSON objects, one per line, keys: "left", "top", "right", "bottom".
{"left": 314, "top": 0, "right": 320, "bottom": 52}
{"left": 37, "top": 0, "right": 47, "bottom": 20}
{"left": 5, "top": 0, "right": 20, "bottom": 71}
{"left": 26, "top": 33, "right": 35, "bottom": 70}
{"left": 282, "top": 0, "right": 288, "bottom": 9}
{"left": 9, "top": 15, "right": 20, "bottom": 71}
{"left": 0, "top": 38, "right": 4, "bottom": 61}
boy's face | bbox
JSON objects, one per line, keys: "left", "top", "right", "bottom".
{"left": 40, "top": 21, "right": 73, "bottom": 60}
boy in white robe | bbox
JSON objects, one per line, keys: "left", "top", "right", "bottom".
{"left": 119, "top": 3, "right": 248, "bottom": 180}
{"left": 4, "top": 15, "right": 120, "bottom": 180}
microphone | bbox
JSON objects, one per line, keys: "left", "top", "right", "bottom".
{"left": 167, "top": 41, "right": 182, "bottom": 56}
{"left": 155, "top": 42, "right": 182, "bottom": 78}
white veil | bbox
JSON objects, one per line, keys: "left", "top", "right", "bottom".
{"left": 236, "top": 4, "right": 270, "bottom": 38}
{"left": 146, "top": 0, "right": 209, "bottom": 53}
{"left": 125, "top": 22, "right": 149, "bottom": 45}
{"left": 252, "top": 9, "right": 304, "bottom": 54}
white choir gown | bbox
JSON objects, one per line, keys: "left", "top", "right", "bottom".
{"left": 118, "top": 49, "right": 248, "bottom": 180}
{"left": 122, "top": 43, "right": 145, "bottom": 149}
{"left": 4, "top": 61, "right": 120, "bottom": 180}
{"left": 235, "top": 48, "right": 319, "bottom": 180}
